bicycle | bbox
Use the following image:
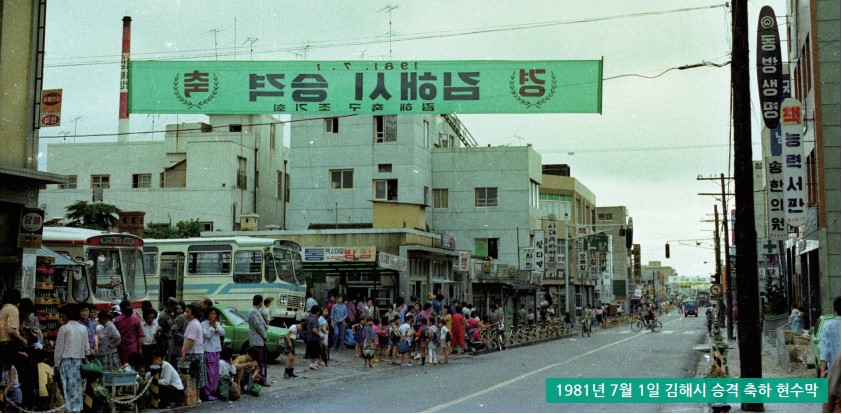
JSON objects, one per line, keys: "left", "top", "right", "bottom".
{"left": 485, "top": 322, "right": 506, "bottom": 351}
{"left": 630, "top": 316, "right": 662, "bottom": 332}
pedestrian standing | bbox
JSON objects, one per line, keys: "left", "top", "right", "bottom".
{"left": 330, "top": 295, "right": 348, "bottom": 351}
{"left": 53, "top": 304, "right": 89, "bottom": 413}
{"left": 346, "top": 295, "right": 357, "bottom": 325}
{"left": 282, "top": 323, "right": 301, "bottom": 378}
{"left": 79, "top": 305, "right": 97, "bottom": 358}
{"left": 416, "top": 317, "right": 431, "bottom": 366}
{"left": 157, "top": 298, "right": 176, "bottom": 358}
{"left": 362, "top": 318, "right": 376, "bottom": 368}
{"left": 0, "top": 290, "right": 26, "bottom": 359}
{"left": 389, "top": 316, "right": 401, "bottom": 365}
{"left": 437, "top": 319, "right": 450, "bottom": 364}
{"left": 181, "top": 303, "right": 206, "bottom": 391}
{"left": 201, "top": 307, "right": 225, "bottom": 401}
{"left": 357, "top": 297, "right": 369, "bottom": 321}
{"left": 451, "top": 306, "right": 466, "bottom": 356}
{"left": 114, "top": 301, "right": 144, "bottom": 365}
{"left": 140, "top": 309, "right": 159, "bottom": 367}
{"left": 399, "top": 317, "right": 413, "bottom": 367}
{"left": 247, "top": 295, "right": 270, "bottom": 386}
{"left": 169, "top": 304, "right": 187, "bottom": 365}
{"left": 304, "top": 306, "right": 322, "bottom": 371}
{"left": 96, "top": 311, "right": 121, "bottom": 371}
{"left": 262, "top": 297, "right": 274, "bottom": 326}
{"left": 318, "top": 307, "right": 329, "bottom": 367}
{"left": 305, "top": 291, "right": 318, "bottom": 315}
{"left": 820, "top": 297, "right": 841, "bottom": 378}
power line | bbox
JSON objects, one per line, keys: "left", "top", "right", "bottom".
{"left": 45, "top": 4, "right": 726, "bottom": 68}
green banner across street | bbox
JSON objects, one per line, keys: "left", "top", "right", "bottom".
{"left": 129, "top": 60, "right": 602, "bottom": 115}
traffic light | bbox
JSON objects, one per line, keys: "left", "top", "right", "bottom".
{"left": 665, "top": 243, "right": 670, "bottom": 258}
{"left": 711, "top": 273, "right": 721, "bottom": 285}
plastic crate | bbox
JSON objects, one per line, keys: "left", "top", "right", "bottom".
{"left": 102, "top": 371, "right": 138, "bottom": 387}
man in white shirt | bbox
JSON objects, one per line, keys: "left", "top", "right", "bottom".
{"left": 147, "top": 350, "right": 184, "bottom": 408}
{"left": 399, "top": 319, "right": 413, "bottom": 367}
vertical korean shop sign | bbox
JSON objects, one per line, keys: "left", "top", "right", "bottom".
{"left": 39, "top": 89, "right": 62, "bottom": 128}
{"left": 780, "top": 98, "right": 806, "bottom": 227}
{"left": 766, "top": 156, "right": 787, "bottom": 240}
{"left": 129, "top": 60, "right": 603, "bottom": 115}
{"left": 756, "top": 6, "right": 783, "bottom": 129}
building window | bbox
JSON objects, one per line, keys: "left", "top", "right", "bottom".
{"left": 330, "top": 169, "right": 354, "bottom": 189}
{"left": 433, "top": 188, "right": 448, "bottom": 208}
{"left": 270, "top": 126, "right": 277, "bottom": 151}
{"left": 200, "top": 222, "right": 214, "bottom": 231}
{"left": 438, "top": 133, "right": 454, "bottom": 148}
{"left": 475, "top": 187, "right": 498, "bottom": 207}
{"left": 373, "top": 115, "right": 397, "bottom": 142}
{"left": 229, "top": 124, "right": 242, "bottom": 132}
{"left": 423, "top": 120, "right": 430, "bottom": 147}
{"left": 530, "top": 180, "right": 539, "bottom": 208}
{"left": 475, "top": 238, "right": 499, "bottom": 259}
{"left": 132, "top": 174, "right": 152, "bottom": 189}
{"left": 374, "top": 179, "right": 398, "bottom": 200}
{"left": 325, "top": 117, "right": 339, "bottom": 133}
{"left": 91, "top": 175, "right": 110, "bottom": 189}
{"left": 236, "top": 156, "right": 247, "bottom": 189}
{"left": 285, "top": 172, "right": 290, "bottom": 202}
{"left": 277, "top": 171, "right": 283, "bottom": 200}
{"left": 59, "top": 175, "right": 77, "bottom": 189}
{"left": 424, "top": 186, "right": 429, "bottom": 205}
{"left": 598, "top": 213, "right": 613, "bottom": 221}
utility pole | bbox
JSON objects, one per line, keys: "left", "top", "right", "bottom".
{"left": 713, "top": 205, "right": 724, "bottom": 329}
{"left": 720, "top": 173, "right": 735, "bottom": 341}
{"left": 698, "top": 175, "right": 735, "bottom": 340}
{"left": 732, "top": 0, "right": 763, "bottom": 410}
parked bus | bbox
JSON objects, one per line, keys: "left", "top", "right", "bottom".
{"left": 142, "top": 237, "right": 306, "bottom": 326}
{"left": 42, "top": 227, "right": 148, "bottom": 310}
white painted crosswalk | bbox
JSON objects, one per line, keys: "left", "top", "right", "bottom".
{"left": 618, "top": 329, "right": 700, "bottom": 335}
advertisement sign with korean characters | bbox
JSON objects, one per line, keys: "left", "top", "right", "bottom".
{"left": 780, "top": 98, "right": 806, "bottom": 227}
{"left": 129, "top": 60, "right": 603, "bottom": 115}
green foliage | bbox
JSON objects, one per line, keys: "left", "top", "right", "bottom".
{"left": 764, "top": 274, "right": 787, "bottom": 316}
{"left": 144, "top": 219, "right": 204, "bottom": 239}
{"left": 65, "top": 200, "right": 121, "bottom": 230}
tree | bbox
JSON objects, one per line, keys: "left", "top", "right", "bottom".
{"left": 144, "top": 219, "right": 205, "bottom": 239}
{"left": 64, "top": 200, "right": 121, "bottom": 230}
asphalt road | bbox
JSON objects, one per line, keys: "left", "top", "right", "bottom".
{"left": 177, "top": 312, "right": 710, "bottom": 413}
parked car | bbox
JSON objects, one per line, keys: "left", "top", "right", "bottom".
{"left": 214, "top": 305, "right": 288, "bottom": 361}
{"left": 810, "top": 313, "right": 837, "bottom": 377}
{"left": 684, "top": 300, "right": 699, "bottom": 317}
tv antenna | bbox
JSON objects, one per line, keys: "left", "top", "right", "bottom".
{"left": 241, "top": 37, "right": 258, "bottom": 61}
{"left": 204, "top": 27, "right": 224, "bottom": 60}
{"left": 378, "top": 5, "right": 399, "bottom": 60}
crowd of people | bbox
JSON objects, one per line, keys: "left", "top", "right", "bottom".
{"left": 0, "top": 290, "right": 280, "bottom": 412}
{"left": 294, "top": 292, "right": 509, "bottom": 370}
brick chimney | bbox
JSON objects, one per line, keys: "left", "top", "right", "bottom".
{"left": 118, "top": 211, "right": 145, "bottom": 238}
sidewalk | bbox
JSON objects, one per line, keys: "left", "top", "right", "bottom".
{"left": 711, "top": 336, "right": 821, "bottom": 413}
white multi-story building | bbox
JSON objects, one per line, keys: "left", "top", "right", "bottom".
{"left": 40, "top": 114, "right": 289, "bottom": 232}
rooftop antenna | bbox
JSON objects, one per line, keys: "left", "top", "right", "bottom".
{"left": 241, "top": 37, "right": 258, "bottom": 61}
{"left": 357, "top": 50, "right": 368, "bottom": 59}
{"left": 204, "top": 27, "right": 224, "bottom": 60}
{"left": 293, "top": 44, "right": 310, "bottom": 61}
{"left": 378, "top": 5, "right": 399, "bottom": 60}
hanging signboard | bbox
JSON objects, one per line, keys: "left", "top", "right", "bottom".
{"left": 129, "top": 60, "right": 603, "bottom": 115}
{"left": 780, "top": 98, "right": 806, "bottom": 227}
{"left": 377, "top": 252, "right": 407, "bottom": 272}
{"left": 523, "top": 248, "right": 535, "bottom": 271}
{"left": 534, "top": 230, "right": 545, "bottom": 272}
{"left": 302, "top": 246, "right": 375, "bottom": 262}
{"left": 17, "top": 208, "right": 44, "bottom": 249}
{"left": 546, "top": 215, "right": 558, "bottom": 272}
{"left": 766, "top": 156, "right": 787, "bottom": 240}
{"left": 756, "top": 6, "right": 783, "bottom": 129}
{"left": 39, "top": 89, "right": 62, "bottom": 127}
{"left": 457, "top": 251, "right": 471, "bottom": 272}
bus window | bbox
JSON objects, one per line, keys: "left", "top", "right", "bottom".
{"left": 69, "top": 269, "right": 89, "bottom": 303}
{"left": 263, "top": 252, "right": 277, "bottom": 283}
{"left": 234, "top": 251, "right": 262, "bottom": 283}
{"left": 270, "top": 248, "right": 296, "bottom": 283}
{"left": 88, "top": 249, "right": 124, "bottom": 302}
{"left": 188, "top": 245, "right": 232, "bottom": 274}
{"left": 122, "top": 248, "right": 147, "bottom": 300}
{"left": 143, "top": 247, "right": 158, "bottom": 276}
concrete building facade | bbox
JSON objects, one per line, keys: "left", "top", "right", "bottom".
{"left": 785, "top": 0, "right": 840, "bottom": 322}
{"left": 40, "top": 115, "right": 289, "bottom": 231}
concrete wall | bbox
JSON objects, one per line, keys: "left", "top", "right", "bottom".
{"left": 0, "top": 1, "right": 34, "bottom": 167}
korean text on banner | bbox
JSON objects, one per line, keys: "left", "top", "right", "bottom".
{"left": 780, "top": 98, "right": 806, "bottom": 227}
{"left": 129, "top": 60, "right": 603, "bottom": 115}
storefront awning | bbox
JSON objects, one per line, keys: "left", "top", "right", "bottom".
{"left": 35, "top": 246, "right": 78, "bottom": 266}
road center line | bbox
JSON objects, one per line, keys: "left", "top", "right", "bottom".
{"left": 423, "top": 317, "right": 686, "bottom": 413}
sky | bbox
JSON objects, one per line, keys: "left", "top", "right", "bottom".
{"left": 39, "top": 0, "right": 787, "bottom": 278}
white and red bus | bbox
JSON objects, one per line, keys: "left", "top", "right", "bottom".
{"left": 42, "top": 227, "right": 148, "bottom": 311}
